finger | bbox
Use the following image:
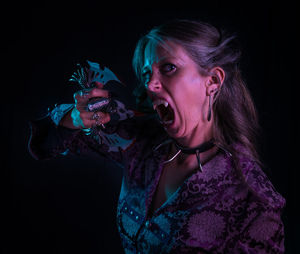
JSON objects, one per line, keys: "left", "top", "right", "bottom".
{"left": 100, "top": 112, "right": 111, "bottom": 124}
{"left": 79, "top": 111, "right": 111, "bottom": 129}
{"left": 79, "top": 110, "right": 94, "bottom": 121}
{"left": 80, "top": 112, "right": 104, "bottom": 129}
{"left": 74, "top": 87, "right": 109, "bottom": 101}
{"left": 91, "top": 111, "right": 111, "bottom": 126}
{"left": 88, "top": 87, "right": 110, "bottom": 99}
{"left": 94, "top": 81, "right": 104, "bottom": 89}
{"left": 73, "top": 89, "right": 91, "bottom": 104}
{"left": 73, "top": 87, "right": 109, "bottom": 107}
{"left": 82, "top": 119, "right": 97, "bottom": 129}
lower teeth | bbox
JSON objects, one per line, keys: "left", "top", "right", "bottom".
{"left": 156, "top": 105, "right": 174, "bottom": 125}
{"left": 163, "top": 119, "right": 173, "bottom": 125}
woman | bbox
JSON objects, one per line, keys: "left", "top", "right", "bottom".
{"left": 29, "top": 20, "right": 285, "bottom": 253}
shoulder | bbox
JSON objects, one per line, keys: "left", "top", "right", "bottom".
{"left": 231, "top": 147, "right": 286, "bottom": 253}
{"left": 233, "top": 144, "right": 286, "bottom": 210}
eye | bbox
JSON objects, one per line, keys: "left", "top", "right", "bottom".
{"left": 160, "top": 63, "right": 176, "bottom": 75}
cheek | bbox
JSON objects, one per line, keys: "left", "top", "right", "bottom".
{"left": 171, "top": 85, "right": 205, "bottom": 123}
{"left": 188, "top": 95, "right": 207, "bottom": 122}
{"left": 184, "top": 80, "right": 206, "bottom": 109}
{"left": 165, "top": 73, "right": 206, "bottom": 113}
{"left": 181, "top": 79, "right": 207, "bottom": 121}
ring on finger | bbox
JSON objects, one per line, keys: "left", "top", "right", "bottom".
{"left": 92, "top": 112, "right": 101, "bottom": 120}
{"left": 92, "top": 112, "right": 105, "bottom": 128}
{"left": 92, "top": 112, "right": 101, "bottom": 125}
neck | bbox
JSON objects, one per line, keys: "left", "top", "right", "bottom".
{"left": 162, "top": 121, "right": 217, "bottom": 171}
{"left": 174, "top": 121, "right": 214, "bottom": 148}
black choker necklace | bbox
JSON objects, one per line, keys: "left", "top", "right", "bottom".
{"left": 173, "top": 139, "right": 215, "bottom": 155}
{"left": 174, "top": 139, "right": 215, "bottom": 172}
{"left": 154, "top": 139, "right": 215, "bottom": 172}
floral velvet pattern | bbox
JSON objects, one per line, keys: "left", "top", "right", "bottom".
{"left": 29, "top": 107, "right": 285, "bottom": 254}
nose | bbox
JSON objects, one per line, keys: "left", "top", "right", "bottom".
{"left": 146, "top": 77, "right": 162, "bottom": 93}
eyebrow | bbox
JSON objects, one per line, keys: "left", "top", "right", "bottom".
{"left": 141, "top": 52, "right": 185, "bottom": 75}
{"left": 143, "top": 56, "right": 177, "bottom": 68}
{"left": 158, "top": 53, "right": 187, "bottom": 66}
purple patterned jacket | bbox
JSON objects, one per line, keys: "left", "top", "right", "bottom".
{"left": 29, "top": 105, "right": 285, "bottom": 254}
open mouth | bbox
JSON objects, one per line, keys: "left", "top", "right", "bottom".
{"left": 153, "top": 99, "right": 175, "bottom": 125}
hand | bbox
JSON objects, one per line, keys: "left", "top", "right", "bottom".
{"left": 60, "top": 82, "right": 111, "bottom": 129}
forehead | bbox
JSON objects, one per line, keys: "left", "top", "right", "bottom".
{"left": 143, "top": 40, "right": 189, "bottom": 69}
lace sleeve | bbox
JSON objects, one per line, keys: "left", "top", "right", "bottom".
{"left": 233, "top": 204, "right": 285, "bottom": 253}
{"left": 28, "top": 103, "right": 140, "bottom": 164}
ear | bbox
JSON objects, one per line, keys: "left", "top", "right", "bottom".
{"left": 205, "top": 67, "right": 225, "bottom": 96}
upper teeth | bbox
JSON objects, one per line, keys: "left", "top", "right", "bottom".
{"left": 153, "top": 99, "right": 169, "bottom": 110}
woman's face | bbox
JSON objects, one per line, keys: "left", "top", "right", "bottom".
{"left": 142, "top": 41, "right": 211, "bottom": 142}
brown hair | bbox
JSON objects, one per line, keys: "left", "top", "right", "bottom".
{"left": 132, "top": 19, "right": 261, "bottom": 166}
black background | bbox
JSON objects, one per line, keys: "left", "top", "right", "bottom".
{"left": 2, "top": 1, "right": 298, "bottom": 253}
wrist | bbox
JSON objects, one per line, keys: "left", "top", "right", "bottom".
{"left": 50, "top": 104, "right": 75, "bottom": 127}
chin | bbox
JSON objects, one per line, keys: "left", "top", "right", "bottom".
{"left": 164, "top": 123, "right": 182, "bottom": 139}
